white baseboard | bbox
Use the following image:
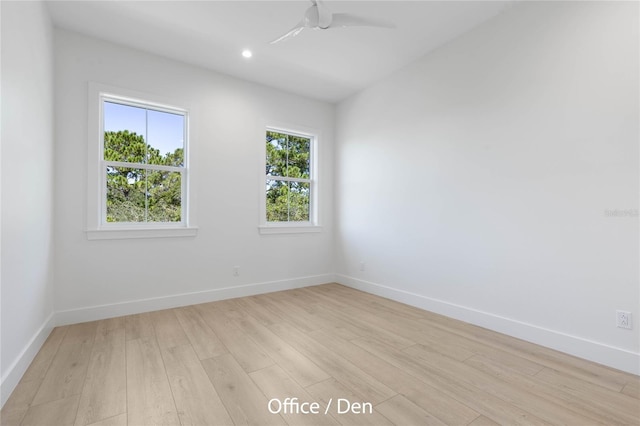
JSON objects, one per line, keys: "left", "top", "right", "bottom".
{"left": 336, "top": 274, "right": 640, "bottom": 376}
{"left": 1, "top": 312, "right": 55, "bottom": 408}
{"left": 55, "top": 274, "right": 336, "bottom": 326}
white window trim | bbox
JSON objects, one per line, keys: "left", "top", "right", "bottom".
{"left": 87, "top": 82, "right": 198, "bottom": 240}
{"left": 259, "top": 123, "right": 322, "bottom": 235}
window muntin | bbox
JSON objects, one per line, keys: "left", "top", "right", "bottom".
{"left": 101, "top": 97, "right": 187, "bottom": 225}
{"left": 265, "top": 129, "right": 314, "bottom": 223}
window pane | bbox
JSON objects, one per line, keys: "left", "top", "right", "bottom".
{"left": 266, "top": 179, "right": 310, "bottom": 222}
{"left": 289, "top": 181, "right": 310, "bottom": 221}
{"left": 266, "top": 179, "right": 289, "bottom": 222}
{"left": 265, "top": 129, "right": 313, "bottom": 224}
{"left": 104, "top": 101, "right": 146, "bottom": 136}
{"left": 106, "top": 166, "right": 147, "bottom": 222}
{"left": 147, "top": 109, "right": 185, "bottom": 166}
{"left": 104, "top": 102, "right": 147, "bottom": 163}
{"left": 101, "top": 96, "right": 188, "bottom": 227}
{"left": 266, "top": 131, "right": 288, "bottom": 177}
{"left": 106, "top": 167, "right": 182, "bottom": 223}
{"left": 287, "top": 135, "right": 310, "bottom": 179}
{"left": 148, "top": 171, "right": 182, "bottom": 222}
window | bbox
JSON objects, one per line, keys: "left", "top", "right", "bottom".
{"left": 260, "top": 127, "right": 320, "bottom": 234}
{"left": 87, "top": 83, "right": 196, "bottom": 239}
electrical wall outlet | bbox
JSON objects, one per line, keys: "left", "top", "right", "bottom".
{"left": 233, "top": 266, "right": 240, "bottom": 277}
{"left": 359, "top": 261, "right": 365, "bottom": 272}
{"left": 616, "top": 311, "right": 632, "bottom": 329}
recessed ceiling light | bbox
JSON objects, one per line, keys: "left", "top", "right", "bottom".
{"left": 242, "top": 49, "right": 252, "bottom": 59}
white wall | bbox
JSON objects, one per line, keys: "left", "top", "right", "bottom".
{"left": 335, "top": 1, "right": 639, "bottom": 374}
{"left": 1, "top": 1, "right": 56, "bottom": 406}
{"left": 53, "top": 30, "right": 335, "bottom": 322}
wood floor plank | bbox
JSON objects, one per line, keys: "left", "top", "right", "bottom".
{"left": 174, "top": 306, "right": 227, "bottom": 359}
{"left": 282, "top": 287, "right": 321, "bottom": 305}
{"left": 85, "top": 413, "right": 127, "bottom": 426}
{"left": 305, "top": 378, "right": 394, "bottom": 425}
{"left": 234, "top": 295, "right": 286, "bottom": 326}
{"left": 310, "top": 287, "right": 511, "bottom": 365}
{"left": 255, "top": 293, "right": 321, "bottom": 333}
{"left": 404, "top": 343, "right": 603, "bottom": 425}
{"left": 301, "top": 290, "right": 416, "bottom": 350}
{"left": 299, "top": 304, "right": 369, "bottom": 339}
{"left": 249, "top": 364, "right": 339, "bottom": 426}
{"left": 74, "top": 322, "right": 126, "bottom": 426}
{"left": 206, "top": 298, "right": 242, "bottom": 314}
{"left": 269, "top": 322, "right": 397, "bottom": 405}
{"left": 465, "top": 354, "right": 629, "bottom": 425}
{"left": 311, "top": 302, "right": 415, "bottom": 350}
{"left": 309, "top": 285, "right": 426, "bottom": 320}
{"left": 352, "top": 336, "right": 548, "bottom": 425}
{"left": 202, "top": 353, "right": 287, "bottom": 425}
{"left": 22, "top": 326, "right": 69, "bottom": 382}
{"left": 533, "top": 366, "right": 640, "bottom": 423}
{"left": 414, "top": 306, "right": 632, "bottom": 393}
{"left": 324, "top": 284, "right": 634, "bottom": 393}
{"left": 354, "top": 313, "right": 477, "bottom": 361}
{"left": 98, "top": 316, "right": 126, "bottom": 332}
{"left": 21, "top": 395, "right": 80, "bottom": 426}
{"left": 193, "top": 302, "right": 276, "bottom": 372}
{"left": 462, "top": 343, "right": 545, "bottom": 377}
{"left": 149, "top": 309, "right": 190, "bottom": 350}
{"left": 467, "top": 415, "right": 502, "bottom": 426}
{"left": 32, "top": 322, "right": 97, "bottom": 406}
{"left": 309, "top": 328, "right": 479, "bottom": 424}
{"left": 125, "top": 312, "right": 155, "bottom": 341}
{"left": 161, "top": 343, "right": 232, "bottom": 425}
{"left": 0, "top": 326, "right": 66, "bottom": 425}
{"left": 334, "top": 284, "right": 635, "bottom": 393}
{"left": 375, "top": 394, "right": 447, "bottom": 426}
{"left": 261, "top": 292, "right": 336, "bottom": 332}
{"left": 325, "top": 326, "right": 362, "bottom": 341}
{"left": 622, "top": 379, "right": 640, "bottom": 399}
{"left": 0, "top": 407, "right": 28, "bottom": 426}
{"left": 231, "top": 314, "right": 331, "bottom": 387}
{"left": 1, "top": 376, "right": 44, "bottom": 423}
{"left": 126, "top": 337, "right": 179, "bottom": 426}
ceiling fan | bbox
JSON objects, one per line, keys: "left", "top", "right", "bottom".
{"left": 271, "top": 0, "right": 395, "bottom": 44}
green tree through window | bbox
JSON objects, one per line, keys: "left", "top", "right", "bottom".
{"left": 103, "top": 100, "right": 186, "bottom": 224}
{"left": 266, "top": 130, "right": 312, "bottom": 222}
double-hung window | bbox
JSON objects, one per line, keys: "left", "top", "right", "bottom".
{"left": 87, "top": 84, "right": 196, "bottom": 239}
{"left": 261, "top": 127, "right": 320, "bottom": 234}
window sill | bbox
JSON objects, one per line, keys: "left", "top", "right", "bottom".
{"left": 86, "top": 227, "right": 198, "bottom": 240}
{"left": 258, "top": 225, "right": 323, "bottom": 235}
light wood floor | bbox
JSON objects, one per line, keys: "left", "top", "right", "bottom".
{"left": 2, "top": 284, "right": 639, "bottom": 426}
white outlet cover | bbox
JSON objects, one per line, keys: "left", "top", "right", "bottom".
{"left": 616, "top": 311, "right": 632, "bottom": 329}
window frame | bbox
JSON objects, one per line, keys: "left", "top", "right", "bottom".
{"left": 259, "top": 125, "right": 322, "bottom": 234}
{"left": 86, "top": 82, "right": 197, "bottom": 240}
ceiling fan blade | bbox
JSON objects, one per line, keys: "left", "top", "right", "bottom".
{"left": 315, "top": 0, "right": 332, "bottom": 29}
{"left": 331, "top": 13, "right": 395, "bottom": 29}
{"left": 270, "top": 21, "right": 306, "bottom": 44}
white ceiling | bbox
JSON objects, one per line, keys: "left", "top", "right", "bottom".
{"left": 46, "top": 1, "right": 513, "bottom": 103}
